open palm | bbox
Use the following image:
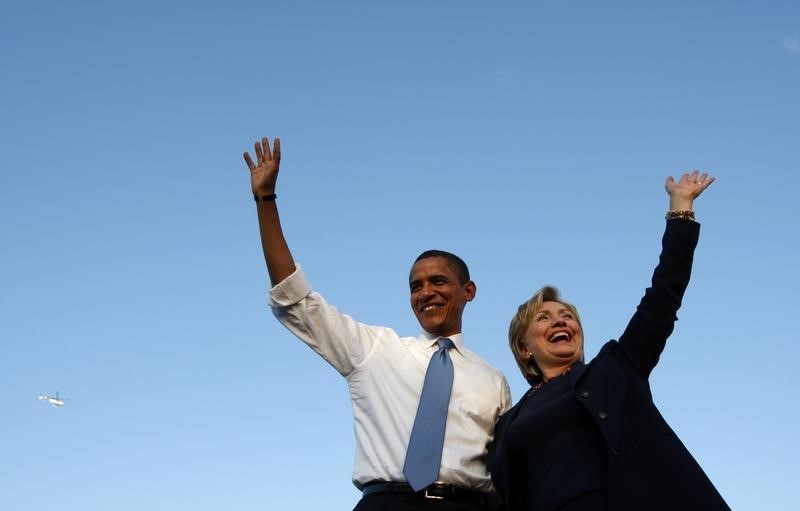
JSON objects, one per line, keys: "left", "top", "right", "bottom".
{"left": 243, "top": 137, "right": 281, "bottom": 195}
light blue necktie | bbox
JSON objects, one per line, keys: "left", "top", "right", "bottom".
{"left": 403, "top": 337, "right": 455, "bottom": 491}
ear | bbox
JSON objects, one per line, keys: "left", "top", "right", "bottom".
{"left": 464, "top": 281, "right": 477, "bottom": 302}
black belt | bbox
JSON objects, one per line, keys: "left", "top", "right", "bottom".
{"left": 362, "top": 482, "right": 489, "bottom": 503}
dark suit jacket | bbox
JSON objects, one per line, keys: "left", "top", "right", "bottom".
{"left": 491, "top": 220, "right": 730, "bottom": 510}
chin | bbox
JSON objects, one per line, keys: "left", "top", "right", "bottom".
{"left": 426, "top": 325, "right": 450, "bottom": 337}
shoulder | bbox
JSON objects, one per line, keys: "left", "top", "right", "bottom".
{"left": 584, "top": 340, "right": 633, "bottom": 371}
{"left": 459, "top": 347, "right": 507, "bottom": 378}
{"left": 579, "top": 339, "right": 647, "bottom": 385}
{"left": 596, "top": 339, "right": 620, "bottom": 357}
{"left": 457, "top": 349, "right": 511, "bottom": 405}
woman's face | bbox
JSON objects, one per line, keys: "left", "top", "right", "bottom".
{"left": 523, "top": 300, "right": 584, "bottom": 373}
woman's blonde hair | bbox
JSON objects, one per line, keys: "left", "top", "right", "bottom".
{"left": 508, "top": 286, "right": 584, "bottom": 385}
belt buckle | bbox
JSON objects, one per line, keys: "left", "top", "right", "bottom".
{"left": 423, "top": 487, "right": 445, "bottom": 500}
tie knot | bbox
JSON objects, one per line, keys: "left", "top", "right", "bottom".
{"left": 437, "top": 338, "right": 454, "bottom": 350}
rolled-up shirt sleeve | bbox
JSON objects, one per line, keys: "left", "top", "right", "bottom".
{"left": 269, "top": 264, "right": 313, "bottom": 308}
{"left": 269, "top": 264, "right": 379, "bottom": 377}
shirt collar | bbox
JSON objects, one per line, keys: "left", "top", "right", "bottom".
{"left": 418, "top": 331, "right": 465, "bottom": 357}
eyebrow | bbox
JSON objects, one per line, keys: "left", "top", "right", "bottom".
{"left": 535, "top": 308, "right": 572, "bottom": 316}
{"left": 410, "top": 273, "right": 450, "bottom": 285}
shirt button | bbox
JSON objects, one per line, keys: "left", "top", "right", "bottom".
{"left": 580, "top": 390, "right": 591, "bottom": 398}
{"left": 597, "top": 411, "right": 608, "bottom": 420}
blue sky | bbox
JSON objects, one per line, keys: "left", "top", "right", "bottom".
{"left": 2, "top": 1, "right": 798, "bottom": 509}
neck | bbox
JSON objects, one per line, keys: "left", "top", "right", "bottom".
{"left": 540, "top": 362, "right": 573, "bottom": 382}
{"left": 426, "top": 330, "right": 461, "bottom": 338}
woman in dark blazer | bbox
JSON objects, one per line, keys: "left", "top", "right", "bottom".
{"left": 490, "top": 171, "right": 730, "bottom": 510}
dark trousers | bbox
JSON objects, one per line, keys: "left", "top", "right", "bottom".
{"left": 556, "top": 490, "right": 608, "bottom": 511}
{"left": 354, "top": 493, "right": 492, "bottom": 511}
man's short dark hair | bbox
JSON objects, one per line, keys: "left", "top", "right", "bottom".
{"left": 413, "top": 250, "right": 471, "bottom": 285}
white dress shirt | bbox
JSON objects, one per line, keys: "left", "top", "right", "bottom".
{"left": 269, "top": 265, "right": 511, "bottom": 491}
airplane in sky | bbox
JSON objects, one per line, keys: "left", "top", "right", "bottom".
{"left": 38, "top": 392, "right": 67, "bottom": 407}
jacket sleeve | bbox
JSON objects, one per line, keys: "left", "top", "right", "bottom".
{"left": 617, "top": 219, "right": 700, "bottom": 378}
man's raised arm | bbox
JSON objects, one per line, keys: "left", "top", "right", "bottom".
{"left": 243, "top": 136, "right": 296, "bottom": 286}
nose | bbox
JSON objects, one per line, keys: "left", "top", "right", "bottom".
{"left": 420, "top": 283, "right": 435, "bottom": 297}
{"left": 552, "top": 317, "right": 566, "bottom": 326}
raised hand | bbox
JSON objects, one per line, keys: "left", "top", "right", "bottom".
{"left": 242, "top": 135, "right": 294, "bottom": 284}
{"left": 665, "top": 170, "right": 715, "bottom": 211}
{"left": 244, "top": 137, "right": 281, "bottom": 195}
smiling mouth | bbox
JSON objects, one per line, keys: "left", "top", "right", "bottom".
{"left": 549, "top": 331, "right": 571, "bottom": 343}
{"left": 421, "top": 304, "right": 443, "bottom": 313}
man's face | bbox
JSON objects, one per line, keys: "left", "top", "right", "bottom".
{"left": 409, "top": 256, "right": 476, "bottom": 338}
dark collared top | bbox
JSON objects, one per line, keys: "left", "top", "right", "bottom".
{"left": 491, "top": 220, "right": 731, "bottom": 511}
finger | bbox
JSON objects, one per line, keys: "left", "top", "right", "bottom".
{"left": 262, "top": 137, "right": 272, "bottom": 161}
{"left": 243, "top": 152, "right": 255, "bottom": 170}
{"left": 273, "top": 137, "right": 281, "bottom": 163}
{"left": 665, "top": 176, "right": 675, "bottom": 189}
{"left": 701, "top": 175, "right": 716, "bottom": 190}
{"left": 680, "top": 173, "right": 690, "bottom": 184}
{"left": 690, "top": 169, "right": 700, "bottom": 183}
{"left": 254, "top": 141, "right": 264, "bottom": 164}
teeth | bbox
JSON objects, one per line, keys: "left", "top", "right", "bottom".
{"left": 550, "top": 332, "right": 570, "bottom": 342}
{"left": 423, "top": 305, "right": 440, "bottom": 312}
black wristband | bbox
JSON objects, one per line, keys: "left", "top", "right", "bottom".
{"left": 254, "top": 193, "right": 277, "bottom": 202}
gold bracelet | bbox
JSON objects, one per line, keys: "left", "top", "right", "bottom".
{"left": 665, "top": 210, "right": 695, "bottom": 221}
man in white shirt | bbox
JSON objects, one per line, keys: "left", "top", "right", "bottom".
{"left": 243, "top": 136, "right": 510, "bottom": 511}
